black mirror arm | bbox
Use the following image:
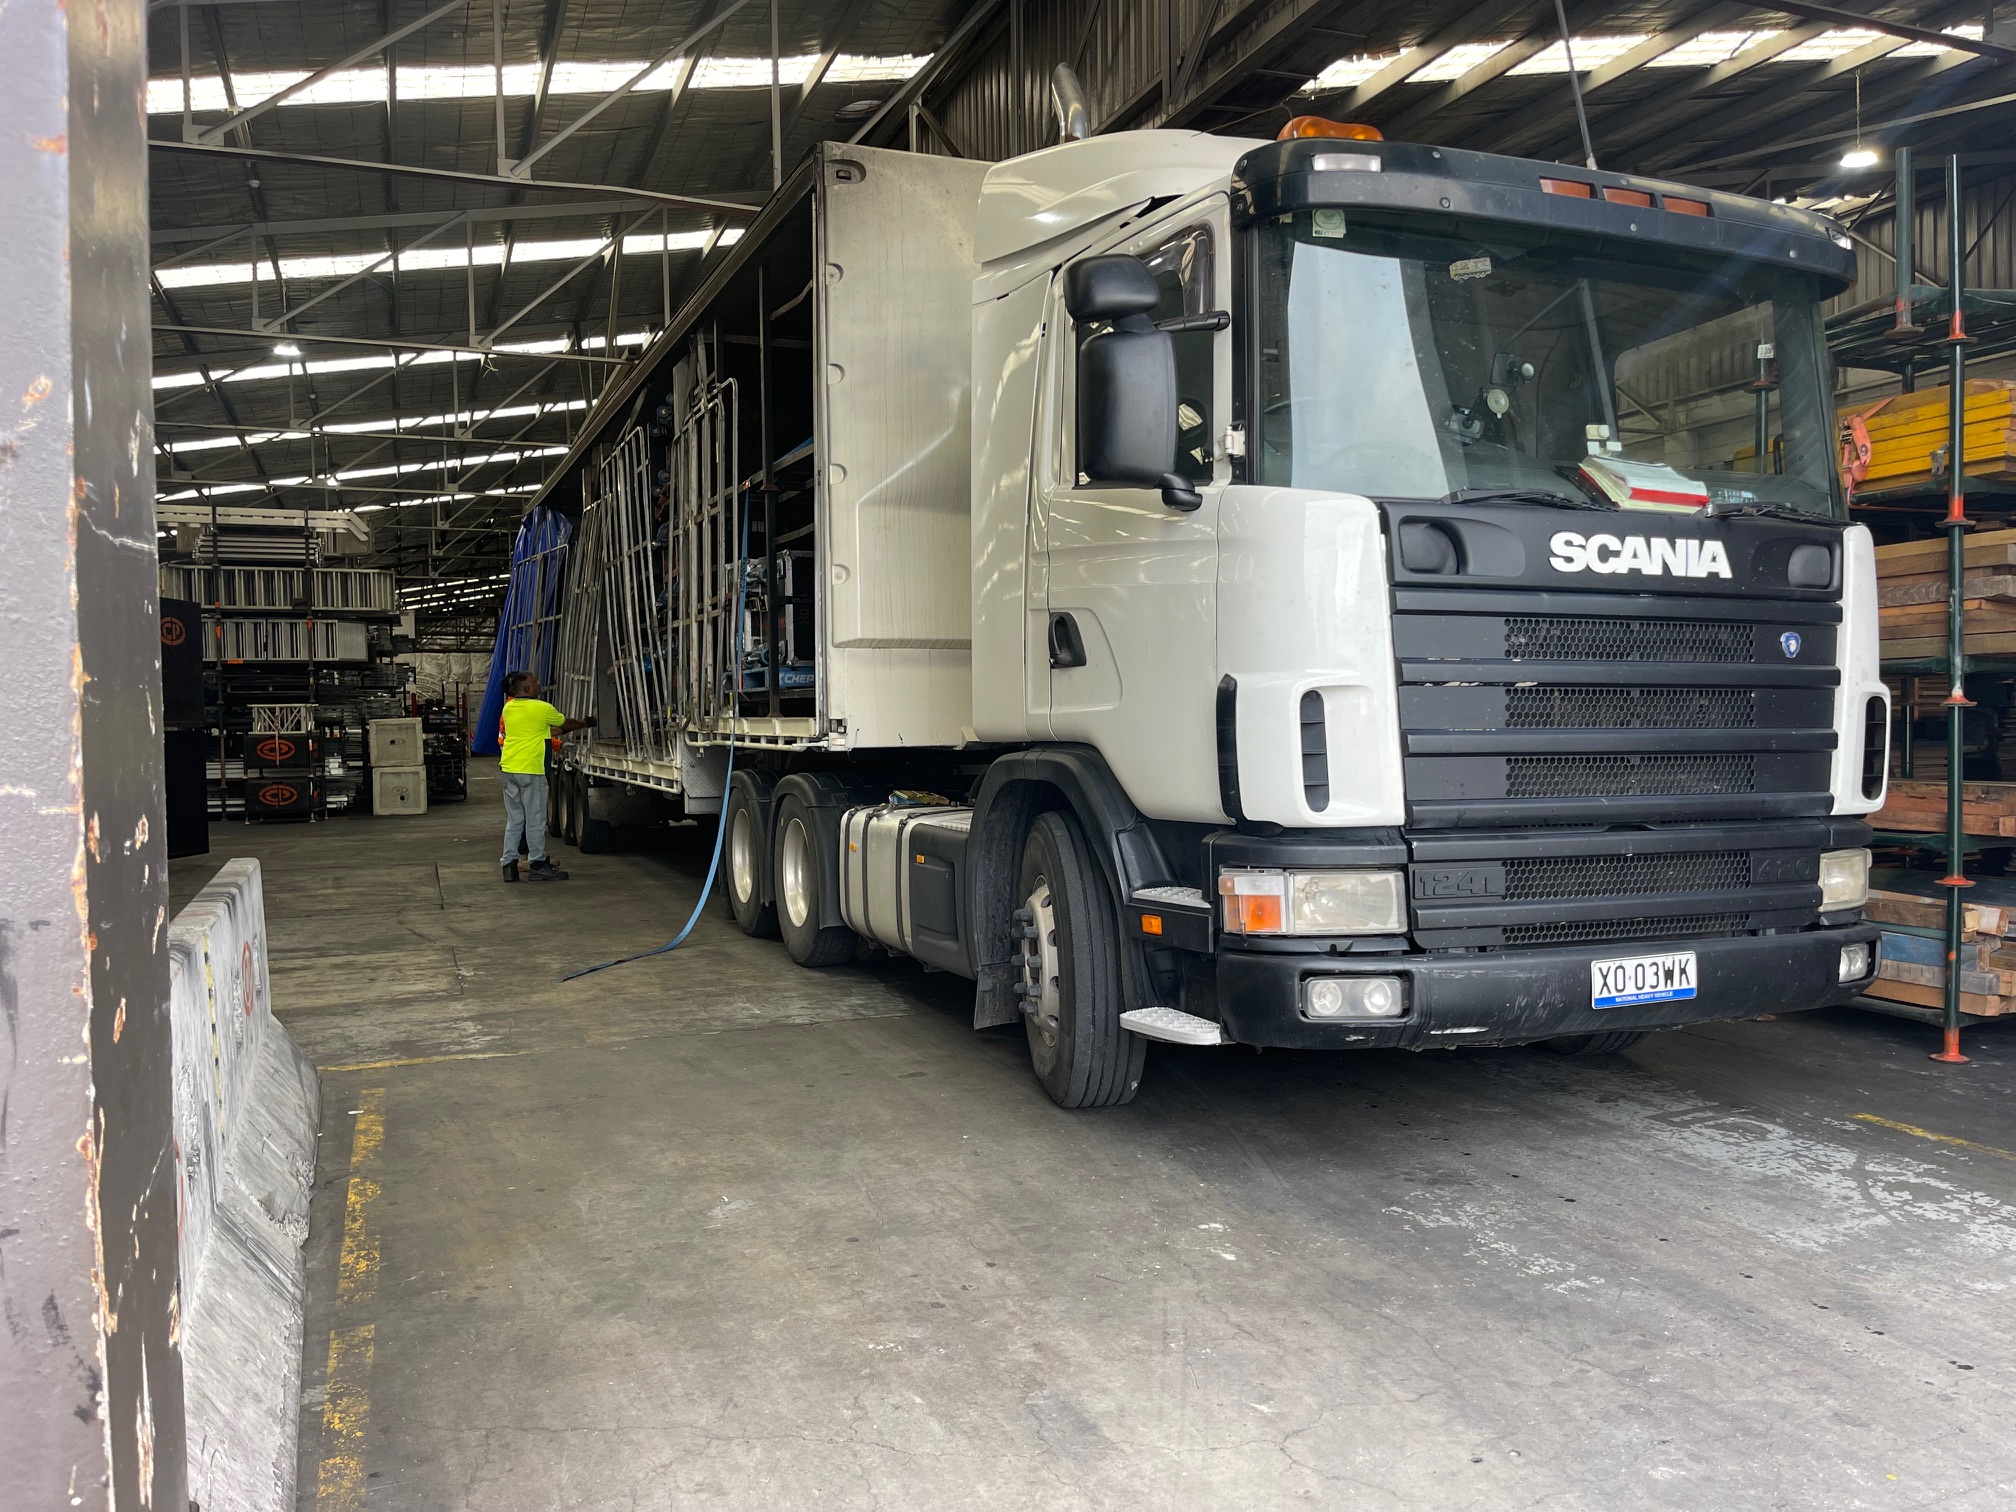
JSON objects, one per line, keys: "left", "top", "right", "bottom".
{"left": 1155, "top": 310, "right": 1231, "bottom": 334}
{"left": 1159, "top": 475, "right": 1204, "bottom": 512}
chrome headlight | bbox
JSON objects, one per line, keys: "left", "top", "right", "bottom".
{"left": 1818, "top": 848, "right": 1871, "bottom": 912}
{"left": 1219, "top": 869, "right": 1405, "bottom": 935}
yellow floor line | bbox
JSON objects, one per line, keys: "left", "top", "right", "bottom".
{"left": 317, "top": 1087, "right": 385, "bottom": 1509}
{"left": 315, "top": 1324, "right": 375, "bottom": 1510}
{"left": 317, "top": 1049, "right": 530, "bottom": 1074}
{"left": 1855, "top": 1112, "right": 2016, "bottom": 1162}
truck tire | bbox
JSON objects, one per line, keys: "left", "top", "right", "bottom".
{"left": 723, "top": 784, "right": 777, "bottom": 937}
{"left": 576, "top": 776, "right": 614, "bottom": 854}
{"left": 774, "top": 796, "right": 854, "bottom": 966}
{"left": 548, "top": 771, "right": 568, "bottom": 841}
{"left": 1015, "top": 811, "right": 1145, "bottom": 1109}
{"left": 1539, "top": 1030, "right": 1649, "bottom": 1057}
{"left": 558, "top": 770, "right": 581, "bottom": 846}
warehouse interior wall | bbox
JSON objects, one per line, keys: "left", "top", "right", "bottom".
{"left": 0, "top": 0, "right": 187, "bottom": 1506}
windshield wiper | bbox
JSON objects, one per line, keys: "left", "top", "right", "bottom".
{"left": 1438, "top": 486, "right": 1612, "bottom": 512}
{"left": 1705, "top": 500, "right": 1850, "bottom": 528}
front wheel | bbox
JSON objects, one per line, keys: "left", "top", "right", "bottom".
{"left": 1015, "top": 811, "right": 1145, "bottom": 1109}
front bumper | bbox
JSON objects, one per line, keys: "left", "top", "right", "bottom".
{"left": 1214, "top": 923, "right": 1878, "bottom": 1049}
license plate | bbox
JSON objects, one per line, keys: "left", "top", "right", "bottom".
{"left": 1590, "top": 951, "right": 1697, "bottom": 1010}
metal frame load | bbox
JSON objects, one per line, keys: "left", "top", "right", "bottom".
{"left": 599, "top": 425, "right": 676, "bottom": 762}
{"left": 673, "top": 368, "right": 741, "bottom": 739}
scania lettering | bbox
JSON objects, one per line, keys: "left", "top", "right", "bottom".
{"left": 535, "top": 108, "right": 1884, "bottom": 1108}
{"left": 1547, "top": 531, "right": 1734, "bottom": 579}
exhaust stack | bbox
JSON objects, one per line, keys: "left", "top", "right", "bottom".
{"left": 1051, "top": 65, "right": 1090, "bottom": 142}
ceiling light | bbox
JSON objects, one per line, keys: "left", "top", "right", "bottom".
{"left": 1840, "top": 148, "right": 1878, "bottom": 169}
{"left": 272, "top": 342, "right": 302, "bottom": 357}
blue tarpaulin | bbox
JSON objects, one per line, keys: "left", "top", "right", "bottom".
{"left": 472, "top": 506, "right": 572, "bottom": 755}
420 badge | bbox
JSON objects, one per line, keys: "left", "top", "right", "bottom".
{"left": 1590, "top": 951, "right": 1697, "bottom": 1010}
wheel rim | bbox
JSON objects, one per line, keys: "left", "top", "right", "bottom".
{"left": 1015, "top": 878, "right": 1061, "bottom": 1048}
{"left": 729, "top": 805, "right": 755, "bottom": 904}
{"left": 780, "top": 817, "right": 814, "bottom": 929}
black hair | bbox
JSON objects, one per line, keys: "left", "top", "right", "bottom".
{"left": 504, "top": 670, "right": 536, "bottom": 696}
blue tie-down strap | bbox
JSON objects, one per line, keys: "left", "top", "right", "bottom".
{"left": 562, "top": 492, "right": 751, "bottom": 982}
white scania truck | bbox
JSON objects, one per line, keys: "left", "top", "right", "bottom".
{"left": 536, "top": 120, "right": 1886, "bottom": 1107}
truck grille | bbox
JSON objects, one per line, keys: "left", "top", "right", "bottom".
{"left": 1394, "top": 586, "right": 1838, "bottom": 829}
{"left": 1504, "top": 912, "right": 1751, "bottom": 947}
{"left": 1503, "top": 850, "right": 1749, "bottom": 901}
{"left": 1504, "top": 616, "right": 1750, "bottom": 663}
{"left": 1506, "top": 753, "right": 1755, "bottom": 799}
{"left": 1505, "top": 686, "right": 1756, "bottom": 730}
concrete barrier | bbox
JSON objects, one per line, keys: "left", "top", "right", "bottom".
{"left": 168, "top": 858, "right": 320, "bottom": 1512}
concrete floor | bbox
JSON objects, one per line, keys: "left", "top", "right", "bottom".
{"left": 171, "top": 760, "right": 2016, "bottom": 1512}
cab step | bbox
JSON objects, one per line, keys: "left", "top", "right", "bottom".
{"left": 1120, "top": 1006, "right": 1226, "bottom": 1046}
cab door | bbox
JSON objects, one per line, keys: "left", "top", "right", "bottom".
{"left": 1035, "top": 201, "right": 1231, "bottom": 823}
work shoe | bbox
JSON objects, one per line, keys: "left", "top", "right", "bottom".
{"left": 501, "top": 860, "right": 520, "bottom": 883}
{"left": 529, "top": 859, "right": 570, "bottom": 882}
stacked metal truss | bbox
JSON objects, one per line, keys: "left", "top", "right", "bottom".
{"left": 160, "top": 564, "right": 396, "bottom": 613}
{"left": 204, "top": 618, "right": 370, "bottom": 662}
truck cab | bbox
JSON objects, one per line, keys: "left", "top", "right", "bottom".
{"left": 961, "top": 129, "right": 1882, "bottom": 1081}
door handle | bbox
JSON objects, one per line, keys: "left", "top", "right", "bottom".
{"left": 1048, "top": 612, "right": 1088, "bottom": 669}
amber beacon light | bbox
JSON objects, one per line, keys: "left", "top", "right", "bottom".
{"left": 1278, "top": 117, "right": 1384, "bottom": 141}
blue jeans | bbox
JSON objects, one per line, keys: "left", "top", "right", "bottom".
{"left": 500, "top": 771, "right": 549, "bottom": 865}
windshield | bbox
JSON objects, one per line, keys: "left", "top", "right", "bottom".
{"left": 1252, "top": 211, "right": 1842, "bottom": 515}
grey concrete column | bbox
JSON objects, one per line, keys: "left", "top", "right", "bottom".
{"left": 0, "top": 0, "right": 188, "bottom": 1507}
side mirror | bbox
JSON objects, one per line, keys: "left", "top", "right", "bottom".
{"left": 1067, "top": 256, "right": 1203, "bottom": 513}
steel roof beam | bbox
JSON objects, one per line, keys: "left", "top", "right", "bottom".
{"left": 151, "top": 199, "right": 665, "bottom": 247}
{"left": 152, "top": 139, "right": 760, "bottom": 214}
{"left": 1757, "top": 0, "right": 2016, "bottom": 62}
{"left": 1614, "top": 8, "right": 1984, "bottom": 174}
{"left": 1528, "top": 20, "right": 1834, "bottom": 163}
{"left": 799, "top": 0, "right": 878, "bottom": 107}
{"left": 1464, "top": 1, "right": 1750, "bottom": 155}
{"left": 1156, "top": 0, "right": 1380, "bottom": 131}
{"left": 1380, "top": 0, "right": 1613, "bottom": 139}
{"left": 153, "top": 323, "right": 629, "bottom": 363}
{"left": 1321, "top": 0, "right": 1532, "bottom": 119}
{"left": 1668, "top": 57, "right": 2006, "bottom": 174}
{"left": 191, "top": 0, "right": 471, "bottom": 145}
{"left": 508, "top": 0, "right": 752, "bottom": 180}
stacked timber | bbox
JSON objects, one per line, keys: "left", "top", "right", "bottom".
{"left": 1865, "top": 884, "right": 2016, "bottom": 1017}
{"left": 1870, "top": 779, "right": 2016, "bottom": 836}
{"left": 1843, "top": 379, "right": 2016, "bottom": 496}
{"left": 1876, "top": 527, "right": 2016, "bottom": 659}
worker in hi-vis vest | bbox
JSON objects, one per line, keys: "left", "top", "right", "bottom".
{"left": 496, "top": 669, "right": 594, "bottom": 883}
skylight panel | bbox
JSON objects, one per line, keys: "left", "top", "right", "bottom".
{"left": 1408, "top": 40, "right": 1516, "bottom": 84}
{"left": 1508, "top": 35, "right": 1649, "bottom": 74}
{"left": 1646, "top": 31, "right": 1780, "bottom": 67}
{"left": 1777, "top": 29, "right": 1884, "bottom": 61}
{"left": 1301, "top": 53, "right": 1401, "bottom": 92}
{"left": 1895, "top": 23, "right": 1983, "bottom": 56}
{"left": 144, "top": 56, "right": 929, "bottom": 116}
{"left": 154, "top": 228, "right": 743, "bottom": 292}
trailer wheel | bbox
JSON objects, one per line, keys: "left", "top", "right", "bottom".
{"left": 1015, "top": 811, "right": 1145, "bottom": 1109}
{"left": 1538, "top": 1030, "right": 1649, "bottom": 1057}
{"left": 557, "top": 770, "right": 581, "bottom": 846}
{"left": 774, "top": 796, "right": 854, "bottom": 966}
{"left": 722, "top": 785, "right": 777, "bottom": 936}
{"left": 548, "top": 771, "right": 569, "bottom": 841}
{"left": 576, "top": 777, "right": 614, "bottom": 855}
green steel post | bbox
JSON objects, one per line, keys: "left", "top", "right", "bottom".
{"left": 1934, "top": 151, "right": 1972, "bottom": 1064}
